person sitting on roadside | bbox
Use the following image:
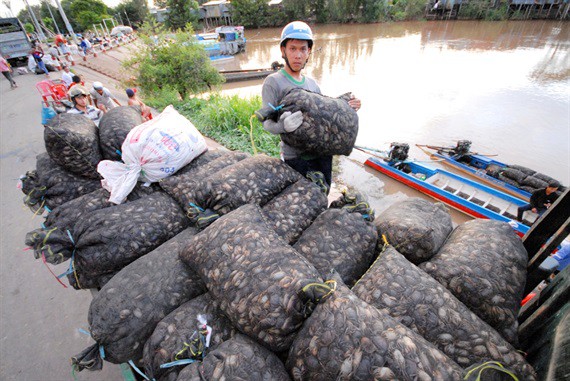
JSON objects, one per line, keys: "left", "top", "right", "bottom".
{"left": 79, "top": 37, "right": 92, "bottom": 56}
{"left": 126, "top": 88, "right": 152, "bottom": 121}
{"left": 31, "top": 48, "right": 50, "bottom": 77}
{"left": 61, "top": 64, "right": 74, "bottom": 88}
{"left": 67, "top": 85, "right": 102, "bottom": 125}
{"left": 90, "top": 81, "right": 121, "bottom": 113}
{"left": 517, "top": 180, "right": 560, "bottom": 222}
{"left": 47, "top": 44, "right": 61, "bottom": 64}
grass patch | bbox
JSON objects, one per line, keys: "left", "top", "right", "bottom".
{"left": 145, "top": 91, "right": 281, "bottom": 158}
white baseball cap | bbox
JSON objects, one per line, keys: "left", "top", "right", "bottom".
{"left": 93, "top": 81, "right": 103, "bottom": 90}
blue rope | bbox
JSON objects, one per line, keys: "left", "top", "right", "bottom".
{"left": 128, "top": 360, "right": 150, "bottom": 380}
{"left": 188, "top": 202, "right": 204, "bottom": 212}
{"left": 159, "top": 359, "right": 196, "bottom": 369}
{"left": 57, "top": 250, "right": 75, "bottom": 278}
{"left": 267, "top": 102, "right": 283, "bottom": 112}
{"left": 78, "top": 328, "right": 90, "bottom": 336}
{"left": 44, "top": 206, "right": 52, "bottom": 213}
{"left": 116, "top": 149, "right": 122, "bottom": 157}
{"left": 41, "top": 222, "right": 46, "bottom": 229}
{"left": 99, "top": 346, "right": 105, "bottom": 360}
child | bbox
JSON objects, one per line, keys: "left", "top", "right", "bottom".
{"left": 126, "top": 88, "right": 152, "bottom": 121}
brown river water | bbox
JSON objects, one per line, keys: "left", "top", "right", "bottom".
{"left": 217, "top": 20, "right": 569, "bottom": 221}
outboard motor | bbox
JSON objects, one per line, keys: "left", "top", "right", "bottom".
{"left": 453, "top": 140, "right": 472, "bottom": 157}
{"left": 386, "top": 142, "right": 409, "bottom": 163}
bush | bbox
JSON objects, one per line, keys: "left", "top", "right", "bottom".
{"left": 123, "top": 30, "right": 223, "bottom": 100}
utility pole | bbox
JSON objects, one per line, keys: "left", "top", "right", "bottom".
{"left": 2, "top": 0, "right": 14, "bottom": 17}
{"left": 124, "top": 10, "right": 133, "bottom": 28}
{"left": 24, "top": 0, "right": 47, "bottom": 42}
{"left": 53, "top": 0, "right": 78, "bottom": 44}
{"left": 44, "top": 0, "right": 61, "bottom": 35}
{"left": 116, "top": 13, "right": 124, "bottom": 25}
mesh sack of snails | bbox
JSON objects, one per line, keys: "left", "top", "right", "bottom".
{"left": 261, "top": 178, "right": 328, "bottom": 245}
{"left": 175, "top": 334, "right": 291, "bottom": 381}
{"left": 293, "top": 208, "right": 378, "bottom": 287}
{"left": 143, "top": 293, "right": 237, "bottom": 381}
{"left": 64, "top": 192, "right": 189, "bottom": 289}
{"left": 280, "top": 88, "right": 359, "bottom": 156}
{"left": 185, "top": 155, "right": 301, "bottom": 229}
{"left": 20, "top": 152, "right": 101, "bottom": 213}
{"left": 353, "top": 245, "right": 536, "bottom": 380}
{"left": 286, "top": 275, "right": 463, "bottom": 381}
{"left": 44, "top": 113, "right": 102, "bottom": 179}
{"left": 376, "top": 198, "right": 453, "bottom": 264}
{"left": 420, "top": 219, "right": 527, "bottom": 347}
{"left": 180, "top": 204, "right": 330, "bottom": 352}
{"left": 25, "top": 184, "right": 162, "bottom": 265}
{"left": 72, "top": 228, "right": 206, "bottom": 371}
{"left": 160, "top": 151, "right": 250, "bottom": 213}
{"left": 98, "top": 106, "right": 144, "bottom": 160}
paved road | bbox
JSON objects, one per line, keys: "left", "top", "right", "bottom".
{"left": 0, "top": 50, "right": 135, "bottom": 381}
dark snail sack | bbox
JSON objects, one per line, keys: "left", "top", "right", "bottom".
{"left": 419, "top": 219, "right": 528, "bottom": 347}
{"left": 286, "top": 279, "right": 463, "bottom": 381}
{"left": 44, "top": 113, "right": 102, "bottom": 179}
{"left": 21, "top": 153, "right": 101, "bottom": 213}
{"left": 352, "top": 246, "right": 536, "bottom": 380}
{"left": 143, "top": 293, "right": 237, "bottom": 381}
{"left": 98, "top": 106, "right": 144, "bottom": 160}
{"left": 293, "top": 208, "right": 378, "bottom": 287}
{"left": 160, "top": 151, "right": 250, "bottom": 213}
{"left": 176, "top": 334, "right": 291, "bottom": 381}
{"left": 280, "top": 88, "right": 359, "bottom": 156}
{"left": 261, "top": 178, "right": 328, "bottom": 245}
{"left": 376, "top": 198, "right": 453, "bottom": 264}
{"left": 66, "top": 192, "right": 189, "bottom": 288}
{"left": 25, "top": 185, "right": 162, "bottom": 266}
{"left": 180, "top": 204, "right": 326, "bottom": 352}
{"left": 186, "top": 155, "right": 301, "bottom": 228}
{"left": 82, "top": 228, "right": 206, "bottom": 366}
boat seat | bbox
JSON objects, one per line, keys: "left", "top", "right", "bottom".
{"left": 482, "top": 197, "right": 494, "bottom": 207}
{"left": 467, "top": 191, "right": 478, "bottom": 201}
{"left": 453, "top": 185, "right": 464, "bottom": 195}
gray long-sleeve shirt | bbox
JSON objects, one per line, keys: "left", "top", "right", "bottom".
{"left": 261, "top": 69, "right": 321, "bottom": 160}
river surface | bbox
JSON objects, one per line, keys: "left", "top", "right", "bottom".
{"left": 217, "top": 20, "right": 569, "bottom": 220}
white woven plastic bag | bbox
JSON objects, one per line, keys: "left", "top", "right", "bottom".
{"left": 98, "top": 105, "right": 207, "bottom": 204}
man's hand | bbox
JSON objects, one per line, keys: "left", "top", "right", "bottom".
{"left": 281, "top": 110, "right": 304, "bottom": 132}
{"left": 348, "top": 95, "right": 361, "bottom": 111}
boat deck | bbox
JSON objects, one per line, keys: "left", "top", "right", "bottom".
{"left": 425, "top": 172, "right": 537, "bottom": 225}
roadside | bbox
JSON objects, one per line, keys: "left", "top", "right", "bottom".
{"left": 0, "top": 62, "right": 126, "bottom": 380}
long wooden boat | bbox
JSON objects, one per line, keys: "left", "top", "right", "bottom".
{"left": 364, "top": 156, "right": 536, "bottom": 236}
{"left": 417, "top": 144, "right": 533, "bottom": 201}
{"left": 219, "top": 68, "right": 277, "bottom": 83}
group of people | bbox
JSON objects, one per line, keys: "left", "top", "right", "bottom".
{"left": 63, "top": 68, "right": 152, "bottom": 125}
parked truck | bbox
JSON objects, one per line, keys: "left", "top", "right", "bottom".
{"left": 0, "top": 17, "right": 33, "bottom": 66}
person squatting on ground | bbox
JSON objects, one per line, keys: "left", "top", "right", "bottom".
{"left": 0, "top": 55, "right": 17, "bottom": 88}
{"left": 31, "top": 48, "right": 50, "bottom": 76}
{"left": 67, "top": 85, "right": 102, "bottom": 125}
{"left": 517, "top": 180, "right": 560, "bottom": 222}
{"left": 126, "top": 88, "right": 153, "bottom": 121}
{"left": 261, "top": 21, "right": 361, "bottom": 193}
{"left": 79, "top": 37, "right": 92, "bottom": 56}
{"left": 90, "top": 81, "right": 121, "bottom": 113}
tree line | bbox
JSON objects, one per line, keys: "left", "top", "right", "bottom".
{"left": 17, "top": 0, "right": 546, "bottom": 37}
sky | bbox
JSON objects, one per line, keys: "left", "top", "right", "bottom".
{"left": 1, "top": 0, "right": 153, "bottom": 18}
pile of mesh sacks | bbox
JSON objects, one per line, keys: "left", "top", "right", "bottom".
{"left": 488, "top": 164, "right": 565, "bottom": 195}
{"left": 21, "top": 107, "right": 538, "bottom": 381}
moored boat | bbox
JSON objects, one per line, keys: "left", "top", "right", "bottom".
{"left": 363, "top": 143, "right": 536, "bottom": 236}
{"left": 417, "top": 140, "right": 565, "bottom": 202}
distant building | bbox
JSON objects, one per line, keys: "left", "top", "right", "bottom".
{"left": 149, "top": 7, "right": 169, "bottom": 23}
{"left": 200, "top": 0, "right": 232, "bottom": 28}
